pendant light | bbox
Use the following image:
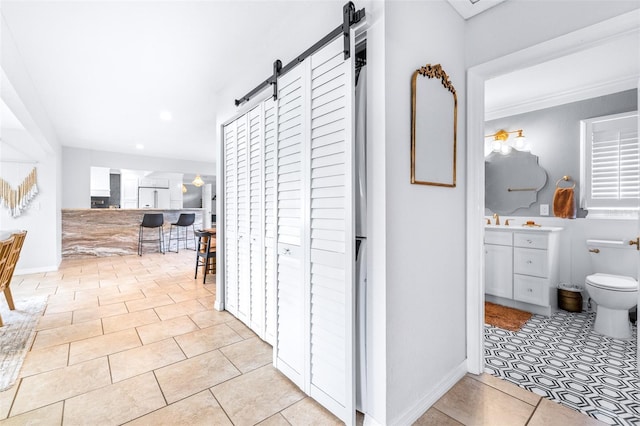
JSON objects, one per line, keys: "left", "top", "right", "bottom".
{"left": 192, "top": 175, "right": 205, "bottom": 187}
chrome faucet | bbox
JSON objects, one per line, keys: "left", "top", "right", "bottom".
{"left": 493, "top": 213, "right": 500, "bottom": 225}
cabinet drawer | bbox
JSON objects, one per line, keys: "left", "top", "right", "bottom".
{"left": 514, "top": 232, "right": 548, "bottom": 249}
{"left": 514, "top": 247, "right": 548, "bottom": 277}
{"left": 514, "top": 274, "right": 549, "bottom": 306}
{"left": 485, "top": 231, "right": 512, "bottom": 246}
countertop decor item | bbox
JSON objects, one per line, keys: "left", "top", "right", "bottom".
{"left": 411, "top": 63, "right": 457, "bottom": 187}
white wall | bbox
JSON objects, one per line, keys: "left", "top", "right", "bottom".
{"left": 465, "top": 0, "right": 640, "bottom": 68}
{"left": 62, "top": 146, "right": 215, "bottom": 208}
{"left": 382, "top": 1, "right": 467, "bottom": 424}
{"left": 1, "top": 14, "right": 62, "bottom": 274}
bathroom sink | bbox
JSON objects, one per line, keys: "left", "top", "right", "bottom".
{"left": 485, "top": 224, "right": 563, "bottom": 232}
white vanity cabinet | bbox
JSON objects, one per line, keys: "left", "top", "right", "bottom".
{"left": 485, "top": 226, "right": 562, "bottom": 316}
{"left": 484, "top": 231, "right": 513, "bottom": 299}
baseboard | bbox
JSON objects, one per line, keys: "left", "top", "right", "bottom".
{"left": 15, "top": 264, "right": 59, "bottom": 276}
{"left": 389, "top": 361, "right": 467, "bottom": 425}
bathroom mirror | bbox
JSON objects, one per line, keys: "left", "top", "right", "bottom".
{"left": 411, "top": 64, "right": 457, "bottom": 187}
{"left": 485, "top": 150, "right": 547, "bottom": 214}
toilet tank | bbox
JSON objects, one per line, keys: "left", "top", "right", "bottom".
{"left": 587, "top": 239, "right": 638, "bottom": 278}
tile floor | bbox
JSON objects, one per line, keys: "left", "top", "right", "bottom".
{"left": 0, "top": 251, "right": 609, "bottom": 425}
{"left": 485, "top": 311, "right": 640, "bottom": 425}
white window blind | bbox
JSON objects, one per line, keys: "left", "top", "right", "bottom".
{"left": 581, "top": 111, "right": 639, "bottom": 211}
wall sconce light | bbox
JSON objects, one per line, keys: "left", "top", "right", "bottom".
{"left": 192, "top": 175, "right": 205, "bottom": 187}
{"left": 484, "top": 129, "right": 529, "bottom": 155}
{"left": 182, "top": 184, "right": 187, "bottom": 193}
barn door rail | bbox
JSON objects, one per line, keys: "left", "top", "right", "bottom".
{"left": 234, "top": 1, "right": 365, "bottom": 107}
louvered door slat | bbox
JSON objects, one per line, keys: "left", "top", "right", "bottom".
{"left": 275, "top": 65, "right": 307, "bottom": 388}
{"left": 307, "top": 36, "right": 354, "bottom": 422}
{"left": 264, "top": 97, "right": 278, "bottom": 345}
{"left": 223, "top": 121, "right": 238, "bottom": 315}
{"left": 236, "top": 115, "right": 251, "bottom": 324}
{"left": 248, "top": 105, "right": 264, "bottom": 334}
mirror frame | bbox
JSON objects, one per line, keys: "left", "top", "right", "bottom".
{"left": 411, "top": 64, "right": 458, "bottom": 187}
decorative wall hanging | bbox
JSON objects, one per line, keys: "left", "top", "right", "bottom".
{"left": 1, "top": 168, "right": 39, "bottom": 217}
{"left": 411, "top": 63, "right": 458, "bottom": 187}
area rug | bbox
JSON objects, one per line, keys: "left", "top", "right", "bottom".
{"left": 484, "top": 301, "right": 532, "bottom": 332}
{"left": 0, "top": 296, "right": 48, "bottom": 391}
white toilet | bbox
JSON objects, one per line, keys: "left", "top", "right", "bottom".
{"left": 585, "top": 239, "right": 638, "bottom": 339}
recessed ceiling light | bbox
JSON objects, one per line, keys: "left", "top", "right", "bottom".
{"left": 159, "top": 111, "right": 172, "bottom": 121}
{"left": 135, "top": 144, "right": 144, "bottom": 150}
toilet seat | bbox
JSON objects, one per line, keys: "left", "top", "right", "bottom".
{"left": 586, "top": 273, "right": 638, "bottom": 292}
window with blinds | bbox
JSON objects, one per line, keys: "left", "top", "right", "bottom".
{"left": 581, "top": 111, "right": 639, "bottom": 213}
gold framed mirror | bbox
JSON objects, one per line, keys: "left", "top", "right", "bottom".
{"left": 411, "top": 64, "right": 457, "bottom": 187}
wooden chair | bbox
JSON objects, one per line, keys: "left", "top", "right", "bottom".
{"left": 194, "top": 230, "right": 216, "bottom": 284}
{"left": 0, "top": 231, "right": 26, "bottom": 327}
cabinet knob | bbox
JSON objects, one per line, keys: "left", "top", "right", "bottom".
{"left": 528, "top": 288, "right": 533, "bottom": 292}
{"left": 527, "top": 239, "right": 533, "bottom": 244}
{"left": 526, "top": 260, "right": 532, "bottom": 264}
{"left": 283, "top": 248, "right": 291, "bottom": 255}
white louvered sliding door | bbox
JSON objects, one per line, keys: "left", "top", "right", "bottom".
{"left": 264, "top": 97, "right": 278, "bottom": 345}
{"left": 307, "top": 36, "right": 354, "bottom": 421}
{"left": 236, "top": 116, "right": 251, "bottom": 325}
{"left": 220, "top": 31, "right": 356, "bottom": 426}
{"left": 274, "top": 63, "right": 307, "bottom": 388}
{"left": 223, "top": 121, "right": 239, "bottom": 316}
{"left": 273, "top": 35, "right": 355, "bottom": 424}
{"left": 248, "top": 106, "right": 266, "bottom": 335}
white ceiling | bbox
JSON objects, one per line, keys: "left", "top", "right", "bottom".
{"left": 2, "top": 1, "right": 638, "bottom": 164}
{"left": 0, "top": 0, "right": 346, "bottom": 164}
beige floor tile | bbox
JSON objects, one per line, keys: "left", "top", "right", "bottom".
{"left": 64, "top": 372, "right": 166, "bottom": 425}
{"left": 155, "top": 350, "right": 241, "bottom": 404}
{"left": 226, "top": 318, "right": 258, "bottom": 339}
{"left": 72, "top": 301, "right": 128, "bottom": 324}
{"left": 125, "top": 390, "right": 232, "bottom": 426}
{"left": 212, "top": 365, "right": 305, "bottom": 426}
{"left": 434, "top": 375, "right": 535, "bottom": 425}
{"left": 528, "top": 398, "right": 607, "bottom": 426}
{"left": 168, "top": 288, "right": 213, "bottom": 304}
{"left": 31, "top": 319, "right": 103, "bottom": 350}
{"left": 281, "top": 397, "right": 342, "bottom": 425}
{"left": 136, "top": 315, "right": 199, "bottom": 345}
{"left": 126, "top": 293, "right": 174, "bottom": 312}
{"left": 36, "top": 311, "right": 72, "bottom": 331}
{"left": 0, "top": 385, "right": 18, "bottom": 419}
{"left": 102, "top": 308, "right": 160, "bottom": 334}
{"left": 188, "top": 309, "right": 233, "bottom": 329}
{"left": 109, "top": 338, "right": 186, "bottom": 383}
{"left": 220, "top": 337, "right": 272, "bottom": 373}
{"left": 98, "top": 289, "right": 145, "bottom": 306}
{"left": 470, "top": 373, "right": 541, "bottom": 406}
{"left": 0, "top": 402, "right": 63, "bottom": 426}
{"left": 11, "top": 357, "right": 111, "bottom": 416}
{"left": 68, "top": 328, "right": 141, "bottom": 365}
{"left": 20, "top": 344, "right": 69, "bottom": 377}
{"left": 44, "top": 298, "right": 98, "bottom": 315}
{"left": 174, "top": 324, "right": 243, "bottom": 358}
{"left": 413, "top": 407, "right": 464, "bottom": 426}
{"left": 154, "top": 299, "right": 208, "bottom": 321}
{"left": 73, "top": 285, "right": 121, "bottom": 300}
{"left": 256, "top": 413, "right": 291, "bottom": 426}
{"left": 197, "top": 295, "right": 215, "bottom": 307}
{"left": 142, "top": 284, "right": 186, "bottom": 297}
{"left": 46, "top": 292, "right": 75, "bottom": 304}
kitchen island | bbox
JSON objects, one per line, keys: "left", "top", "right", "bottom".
{"left": 62, "top": 208, "right": 205, "bottom": 258}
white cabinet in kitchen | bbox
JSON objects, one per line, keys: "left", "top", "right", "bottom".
{"left": 484, "top": 226, "right": 562, "bottom": 316}
{"left": 90, "top": 167, "right": 111, "bottom": 197}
